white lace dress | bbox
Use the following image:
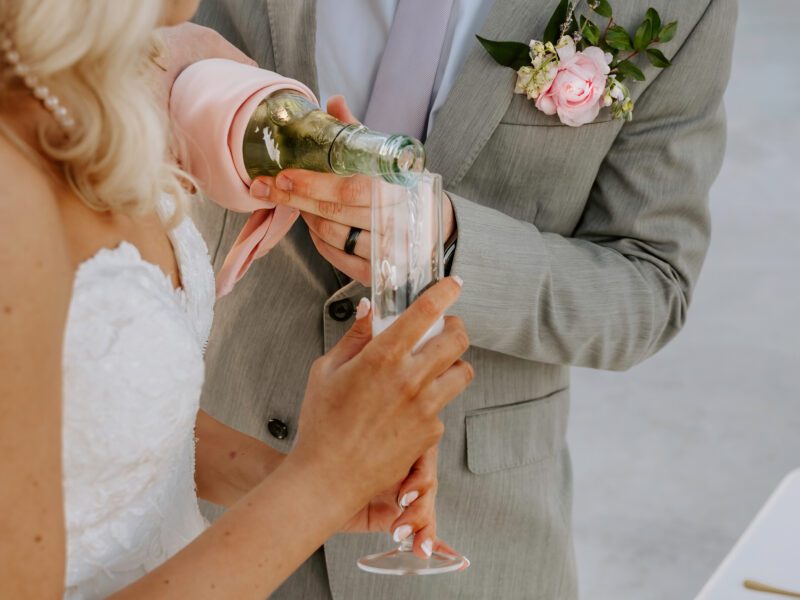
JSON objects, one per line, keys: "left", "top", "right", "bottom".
{"left": 61, "top": 201, "right": 215, "bottom": 599}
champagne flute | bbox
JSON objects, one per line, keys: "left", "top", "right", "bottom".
{"left": 357, "top": 171, "right": 468, "bottom": 576}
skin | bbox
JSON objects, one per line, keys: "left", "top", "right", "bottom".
{"left": 156, "top": 21, "right": 450, "bottom": 555}
{"left": 0, "top": 3, "right": 473, "bottom": 598}
{"left": 250, "top": 96, "right": 457, "bottom": 286}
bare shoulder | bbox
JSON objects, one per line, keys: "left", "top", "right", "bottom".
{"left": 0, "top": 133, "right": 61, "bottom": 233}
{"left": 0, "top": 134, "right": 72, "bottom": 314}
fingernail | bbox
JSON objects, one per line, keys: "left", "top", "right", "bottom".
{"left": 355, "top": 298, "right": 371, "bottom": 320}
{"left": 399, "top": 490, "right": 419, "bottom": 509}
{"left": 421, "top": 539, "right": 433, "bottom": 558}
{"left": 452, "top": 275, "right": 464, "bottom": 287}
{"left": 276, "top": 174, "right": 293, "bottom": 191}
{"left": 250, "top": 179, "right": 270, "bottom": 199}
{"left": 392, "top": 525, "right": 413, "bottom": 543}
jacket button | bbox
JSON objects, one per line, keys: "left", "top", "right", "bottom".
{"left": 328, "top": 298, "right": 355, "bottom": 322}
{"left": 267, "top": 419, "right": 289, "bottom": 440}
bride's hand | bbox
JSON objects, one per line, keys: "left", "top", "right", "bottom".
{"left": 342, "top": 446, "right": 460, "bottom": 559}
{"left": 288, "top": 277, "right": 472, "bottom": 516}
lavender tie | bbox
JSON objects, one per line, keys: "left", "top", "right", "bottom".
{"left": 364, "top": 0, "right": 455, "bottom": 141}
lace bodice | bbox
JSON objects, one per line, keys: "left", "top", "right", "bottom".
{"left": 62, "top": 201, "right": 215, "bottom": 599}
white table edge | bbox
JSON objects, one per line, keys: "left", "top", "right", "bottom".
{"left": 695, "top": 468, "right": 800, "bottom": 599}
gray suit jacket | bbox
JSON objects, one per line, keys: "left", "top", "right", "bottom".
{"left": 192, "top": 1, "right": 736, "bottom": 598}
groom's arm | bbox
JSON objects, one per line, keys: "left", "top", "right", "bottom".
{"left": 186, "top": 0, "right": 735, "bottom": 373}
{"left": 448, "top": 0, "right": 735, "bottom": 370}
{"left": 261, "top": 0, "right": 736, "bottom": 371}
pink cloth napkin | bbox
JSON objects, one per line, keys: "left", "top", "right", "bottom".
{"left": 170, "top": 58, "right": 318, "bottom": 297}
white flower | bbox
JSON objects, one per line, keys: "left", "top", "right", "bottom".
{"left": 611, "top": 96, "right": 635, "bottom": 121}
{"left": 556, "top": 36, "right": 576, "bottom": 60}
{"left": 604, "top": 77, "right": 634, "bottom": 119}
{"left": 557, "top": 35, "right": 575, "bottom": 49}
{"left": 613, "top": 79, "right": 629, "bottom": 101}
{"left": 530, "top": 40, "right": 546, "bottom": 55}
{"left": 515, "top": 66, "right": 536, "bottom": 95}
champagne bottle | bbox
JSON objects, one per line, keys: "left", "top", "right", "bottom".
{"left": 241, "top": 91, "right": 425, "bottom": 186}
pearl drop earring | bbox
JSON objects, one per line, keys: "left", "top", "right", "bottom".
{"left": 1, "top": 32, "right": 76, "bottom": 133}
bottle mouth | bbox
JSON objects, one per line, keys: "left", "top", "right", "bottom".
{"left": 380, "top": 135, "right": 426, "bottom": 186}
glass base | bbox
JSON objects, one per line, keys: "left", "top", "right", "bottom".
{"left": 357, "top": 546, "right": 468, "bottom": 576}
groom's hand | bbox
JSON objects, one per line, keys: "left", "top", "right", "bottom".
{"left": 249, "top": 97, "right": 456, "bottom": 285}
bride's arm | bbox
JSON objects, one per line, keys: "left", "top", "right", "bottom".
{"left": 114, "top": 453, "right": 357, "bottom": 598}
{"left": 0, "top": 143, "right": 70, "bottom": 598}
{"left": 110, "top": 280, "right": 470, "bottom": 599}
{"left": 194, "top": 410, "right": 285, "bottom": 507}
{"left": 0, "top": 154, "right": 470, "bottom": 598}
{"left": 195, "top": 409, "right": 451, "bottom": 560}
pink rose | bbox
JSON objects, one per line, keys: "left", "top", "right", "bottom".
{"left": 535, "top": 46, "right": 610, "bottom": 127}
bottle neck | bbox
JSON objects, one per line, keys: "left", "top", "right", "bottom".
{"left": 329, "top": 125, "right": 425, "bottom": 186}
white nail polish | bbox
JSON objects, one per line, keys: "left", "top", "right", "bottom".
{"left": 399, "top": 490, "right": 419, "bottom": 508}
{"left": 392, "top": 525, "right": 413, "bottom": 543}
{"left": 355, "top": 297, "right": 371, "bottom": 320}
{"left": 421, "top": 539, "right": 433, "bottom": 558}
{"left": 452, "top": 275, "right": 464, "bottom": 287}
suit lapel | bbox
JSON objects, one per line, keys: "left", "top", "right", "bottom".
{"left": 425, "top": 0, "right": 553, "bottom": 187}
{"left": 265, "top": 0, "right": 319, "bottom": 96}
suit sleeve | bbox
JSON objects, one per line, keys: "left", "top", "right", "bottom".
{"left": 449, "top": 0, "right": 736, "bottom": 370}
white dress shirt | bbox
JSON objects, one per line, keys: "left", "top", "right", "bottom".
{"left": 315, "top": 0, "right": 495, "bottom": 136}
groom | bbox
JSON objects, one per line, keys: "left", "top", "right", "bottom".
{"left": 186, "top": 1, "right": 736, "bottom": 598}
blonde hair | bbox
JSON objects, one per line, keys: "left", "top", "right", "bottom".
{"left": 0, "top": 0, "right": 191, "bottom": 220}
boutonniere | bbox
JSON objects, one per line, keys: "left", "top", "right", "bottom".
{"left": 477, "top": 0, "right": 677, "bottom": 127}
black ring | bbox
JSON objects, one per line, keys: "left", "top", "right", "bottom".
{"left": 344, "top": 227, "right": 362, "bottom": 255}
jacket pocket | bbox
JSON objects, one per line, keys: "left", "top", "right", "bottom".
{"left": 465, "top": 388, "right": 569, "bottom": 475}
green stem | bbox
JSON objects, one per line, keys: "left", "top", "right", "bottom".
{"left": 602, "top": 17, "right": 613, "bottom": 39}
{"left": 541, "top": 55, "right": 557, "bottom": 70}
{"left": 617, "top": 50, "right": 640, "bottom": 63}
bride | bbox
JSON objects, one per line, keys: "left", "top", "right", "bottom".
{"left": 0, "top": 0, "right": 474, "bottom": 598}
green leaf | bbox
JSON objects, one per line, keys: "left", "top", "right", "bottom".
{"left": 605, "top": 25, "right": 633, "bottom": 51}
{"left": 476, "top": 36, "right": 532, "bottom": 71}
{"left": 579, "top": 15, "right": 601, "bottom": 46}
{"left": 616, "top": 60, "right": 646, "bottom": 81}
{"left": 659, "top": 21, "right": 678, "bottom": 43}
{"left": 591, "top": 0, "right": 613, "bottom": 18}
{"left": 646, "top": 48, "right": 672, "bottom": 68}
{"left": 544, "top": 0, "right": 570, "bottom": 44}
{"left": 645, "top": 7, "right": 662, "bottom": 33}
{"left": 634, "top": 19, "right": 653, "bottom": 51}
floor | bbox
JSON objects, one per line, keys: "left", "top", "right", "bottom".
{"left": 569, "top": 2, "right": 800, "bottom": 599}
